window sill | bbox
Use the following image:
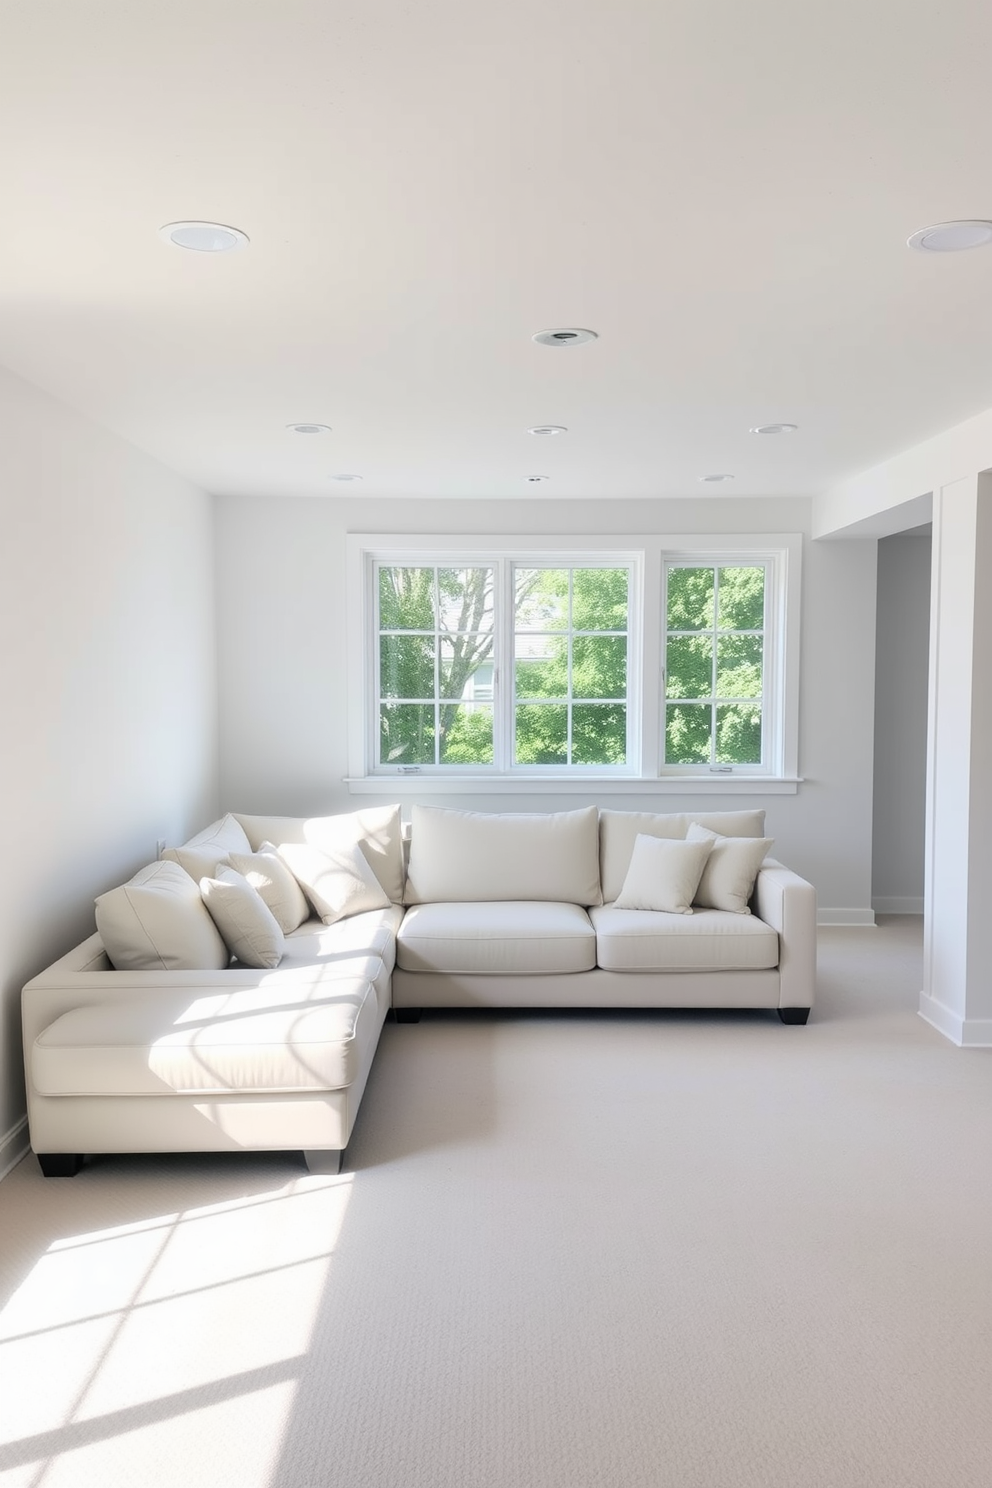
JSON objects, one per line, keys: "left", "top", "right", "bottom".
{"left": 344, "top": 775, "right": 802, "bottom": 796}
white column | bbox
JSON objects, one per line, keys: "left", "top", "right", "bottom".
{"left": 920, "top": 471, "right": 992, "bottom": 1044}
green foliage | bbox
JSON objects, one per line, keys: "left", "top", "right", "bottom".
{"left": 572, "top": 567, "right": 629, "bottom": 629}
{"left": 717, "top": 566, "right": 764, "bottom": 630}
{"left": 572, "top": 704, "right": 626, "bottom": 764}
{"left": 439, "top": 707, "right": 494, "bottom": 764}
{"left": 665, "top": 703, "right": 712, "bottom": 764}
{"left": 380, "top": 703, "right": 435, "bottom": 764}
{"left": 716, "top": 704, "right": 762, "bottom": 764}
{"left": 666, "top": 567, "right": 714, "bottom": 630}
{"left": 666, "top": 635, "right": 712, "bottom": 699}
{"left": 515, "top": 704, "right": 568, "bottom": 765}
{"left": 716, "top": 634, "right": 762, "bottom": 700}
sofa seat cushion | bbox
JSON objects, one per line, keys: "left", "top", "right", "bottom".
{"left": 281, "top": 907, "right": 402, "bottom": 974}
{"left": 397, "top": 901, "right": 596, "bottom": 975}
{"left": 590, "top": 905, "right": 779, "bottom": 972}
{"left": 32, "top": 976, "right": 381, "bottom": 1097}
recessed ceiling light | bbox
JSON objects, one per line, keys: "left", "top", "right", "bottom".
{"left": 330, "top": 473, "right": 362, "bottom": 481}
{"left": 526, "top": 475, "right": 549, "bottom": 483}
{"left": 750, "top": 423, "right": 798, "bottom": 435}
{"left": 907, "top": 220, "right": 992, "bottom": 253}
{"left": 158, "top": 220, "right": 249, "bottom": 252}
{"left": 286, "top": 422, "right": 332, "bottom": 434}
{"left": 528, "top": 424, "right": 567, "bottom": 436}
{"left": 698, "top": 473, "right": 735, "bottom": 482}
{"left": 532, "top": 328, "right": 598, "bottom": 347}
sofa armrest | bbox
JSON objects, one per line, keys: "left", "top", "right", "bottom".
{"left": 21, "top": 936, "right": 384, "bottom": 1056}
{"left": 752, "top": 861, "right": 817, "bottom": 1010}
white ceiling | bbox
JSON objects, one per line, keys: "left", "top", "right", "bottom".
{"left": 2, "top": 0, "right": 991, "bottom": 502}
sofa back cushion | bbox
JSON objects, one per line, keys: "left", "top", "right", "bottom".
{"left": 599, "top": 808, "right": 766, "bottom": 904}
{"left": 234, "top": 805, "right": 404, "bottom": 904}
{"left": 95, "top": 860, "right": 230, "bottom": 972}
{"left": 404, "top": 804, "right": 602, "bottom": 905}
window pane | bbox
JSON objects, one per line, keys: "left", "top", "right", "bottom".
{"left": 440, "top": 637, "right": 495, "bottom": 699}
{"left": 572, "top": 704, "right": 626, "bottom": 764}
{"left": 515, "top": 569, "right": 568, "bottom": 630}
{"left": 716, "top": 703, "right": 762, "bottom": 764}
{"left": 716, "top": 634, "right": 763, "bottom": 699}
{"left": 379, "top": 567, "right": 434, "bottom": 630}
{"left": 515, "top": 656, "right": 565, "bottom": 700}
{"left": 438, "top": 567, "right": 494, "bottom": 635}
{"left": 665, "top": 635, "right": 712, "bottom": 699}
{"left": 665, "top": 703, "right": 712, "bottom": 764}
{"left": 380, "top": 635, "right": 434, "bottom": 699}
{"left": 515, "top": 703, "right": 568, "bottom": 764}
{"left": 379, "top": 704, "right": 435, "bottom": 764}
{"left": 572, "top": 636, "right": 626, "bottom": 699}
{"left": 667, "top": 567, "right": 714, "bottom": 630}
{"left": 571, "top": 567, "right": 628, "bottom": 630}
{"left": 717, "top": 567, "right": 764, "bottom": 630}
{"left": 439, "top": 703, "right": 494, "bottom": 764}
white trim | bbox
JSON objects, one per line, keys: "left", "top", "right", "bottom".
{"left": 872, "top": 896, "right": 924, "bottom": 915}
{"left": 919, "top": 995, "right": 992, "bottom": 1047}
{"left": 0, "top": 1116, "right": 29, "bottom": 1183}
{"left": 817, "top": 908, "right": 877, "bottom": 926}
{"left": 919, "top": 994, "right": 964, "bottom": 1044}
{"left": 347, "top": 532, "right": 803, "bottom": 789}
{"left": 345, "top": 775, "right": 801, "bottom": 795}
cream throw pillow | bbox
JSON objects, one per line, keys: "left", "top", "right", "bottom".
{"left": 162, "top": 813, "right": 253, "bottom": 882}
{"left": 613, "top": 834, "right": 714, "bottom": 914}
{"left": 276, "top": 841, "right": 391, "bottom": 925}
{"left": 96, "top": 860, "right": 230, "bottom": 971}
{"left": 200, "top": 868, "right": 285, "bottom": 969}
{"left": 685, "top": 824, "right": 774, "bottom": 914}
{"left": 229, "top": 845, "right": 310, "bottom": 932}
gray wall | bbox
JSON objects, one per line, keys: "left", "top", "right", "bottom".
{"left": 214, "top": 494, "right": 879, "bottom": 920}
{"left": 0, "top": 366, "right": 218, "bottom": 1172}
{"left": 872, "top": 531, "right": 931, "bottom": 912}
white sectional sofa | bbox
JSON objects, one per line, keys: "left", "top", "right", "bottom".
{"left": 21, "top": 803, "right": 816, "bottom": 1177}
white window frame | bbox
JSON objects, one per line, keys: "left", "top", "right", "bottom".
{"left": 346, "top": 533, "right": 801, "bottom": 796}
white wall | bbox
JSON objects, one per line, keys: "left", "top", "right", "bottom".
{"left": 872, "top": 532, "right": 931, "bottom": 912}
{"left": 215, "top": 494, "right": 878, "bottom": 920}
{"left": 0, "top": 367, "right": 218, "bottom": 1169}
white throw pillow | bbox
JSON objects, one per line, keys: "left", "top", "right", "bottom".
{"left": 613, "top": 834, "right": 714, "bottom": 914}
{"left": 229, "top": 845, "right": 311, "bottom": 932}
{"left": 685, "top": 824, "right": 774, "bottom": 914}
{"left": 162, "top": 813, "right": 253, "bottom": 882}
{"left": 200, "top": 868, "right": 285, "bottom": 969}
{"left": 96, "top": 860, "right": 230, "bottom": 971}
{"left": 276, "top": 841, "right": 391, "bottom": 925}
{"left": 404, "top": 804, "right": 602, "bottom": 905}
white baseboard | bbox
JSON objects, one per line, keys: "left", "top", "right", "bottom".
{"left": 872, "top": 896, "right": 924, "bottom": 915}
{"left": 0, "top": 1117, "right": 29, "bottom": 1183}
{"left": 919, "top": 994, "right": 992, "bottom": 1047}
{"left": 817, "top": 908, "right": 877, "bottom": 926}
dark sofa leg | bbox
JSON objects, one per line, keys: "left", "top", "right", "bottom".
{"left": 393, "top": 1008, "right": 422, "bottom": 1023}
{"left": 38, "top": 1153, "right": 84, "bottom": 1177}
{"left": 777, "top": 1008, "right": 810, "bottom": 1025}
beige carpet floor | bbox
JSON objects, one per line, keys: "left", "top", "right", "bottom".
{"left": 1, "top": 918, "right": 991, "bottom": 1488}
